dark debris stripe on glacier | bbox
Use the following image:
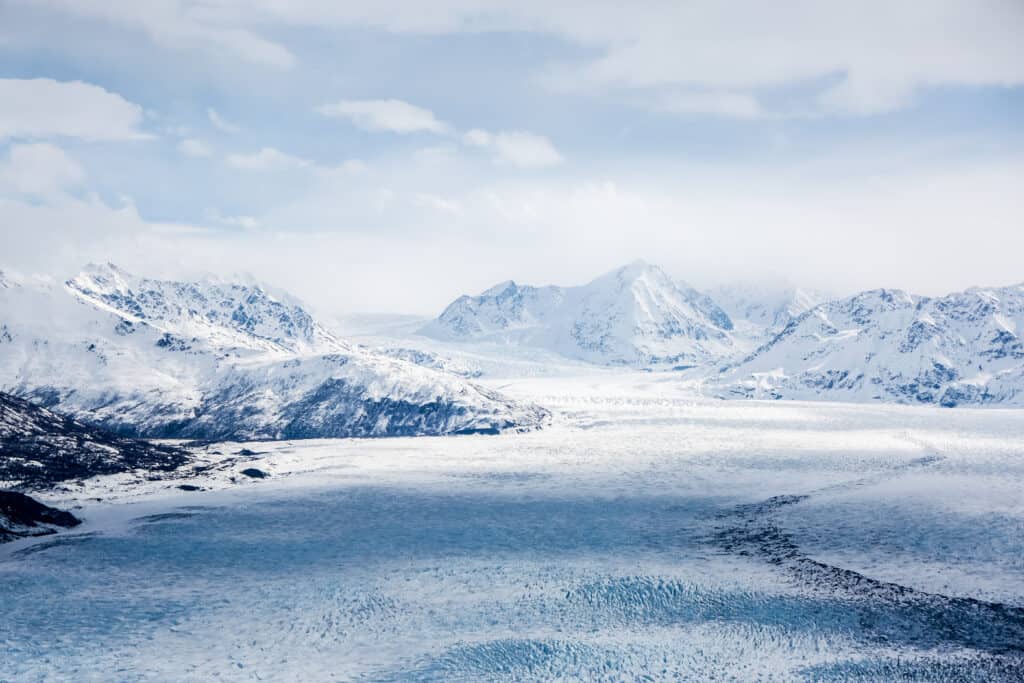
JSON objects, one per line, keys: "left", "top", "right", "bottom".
{"left": 713, "top": 483, "right": 1024, "bottom": 666}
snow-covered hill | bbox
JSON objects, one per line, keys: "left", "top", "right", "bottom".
{"left": 0, "top": 264, "right": 547, "bottom": 439}
{"left": 422, "top": 262, "right": 741, "bottom": 366}
{"left": 718, "top": 284, "right": 1024, "bottom": 406}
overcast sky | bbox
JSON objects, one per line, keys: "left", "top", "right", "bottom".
{"left": 1, "top": 1, "right": 1023, "bottom": 314}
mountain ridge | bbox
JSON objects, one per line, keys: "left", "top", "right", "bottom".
{"left": 0, "top": 265, "right": 548, "bottom": 439}
{"left": 422, "top": 261, "right": 741, "bottom": 366}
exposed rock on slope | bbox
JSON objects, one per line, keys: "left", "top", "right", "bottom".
{"left": 0, "top": 390, "right": 188, "bottom": 488}
{"left": 719, "top": 285, "right": 1024, "bottom": 406}
{"left": 0, "top": 491, "right": 81, "bottom": 543}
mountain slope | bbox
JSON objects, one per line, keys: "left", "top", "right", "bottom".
{"left": 0, "top": 391, "right": 188, "bottom": 488}
{"left": 0, "top": 265, "right": 548, "bottom": 439}
{"left": 422, "top": 262, "right": 740, "bottom": 366}
{"left": 66, "top": 263, "right": 345, "bottom": 354}
{"left": 718, "top": 284, "right": 1024, "bottom": 406}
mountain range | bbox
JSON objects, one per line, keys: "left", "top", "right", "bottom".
{"left": 421, "top": 261, "right": 742, "bottom": 367}
{"left": 423, "top": 262, "right": 1024, "bottom": 407}
{"left": 2, "top": 261, "right": 1022, "bottom": 416}
{"left": 0, "top": 264, "right": 548, "bottom": 440}
{"left": 719, "top": 285, "right": 1024, "bottom": 406}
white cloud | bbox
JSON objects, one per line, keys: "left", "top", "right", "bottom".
{"left": 177, "top": 138, "right": 212, "bottom": 158}
{"left": 18, "top": 0, "right": 295, "bottom": 69}
{"left": 207, "top": 210, "right": 259, "bottom": 229}
{"left": 656, "top": 91, "right": 763, "bottom": 119}
{"left": 226, "top": 147, "right": 312, "bottom": 171}
{"left": 21, "top": 2, "right": 1023, "bottom": 118}
{"left": 4, "top": 147, "right": 1023, "bottom": 316}
{"left": 166, "top": 1, "right": 1024, "bottom": 117}
{"left": 317, "top": 99, "right": 449, "bottom": 134}
{"left": 467, "top": 130, "right": 564, "bottom": 168}
{"left": 415, "top": 192, "right": 462, "bottom": 213}
{"left": 462, "top": 129, "right": 493, "bottom": 147}
{"left": 0, "top": 78, "right": 148, "bottom": 141}
{"left": 207, "top": 108, "right": 241, "bottom": 134}
{"left": 0, "top": 143, "right": 85, "bottom": 197}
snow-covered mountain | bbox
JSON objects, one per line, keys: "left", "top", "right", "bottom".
{"left": 422, "top": 261, "right": 741, "bottom": 366}
{"left": 66, "top": 263, "right": 345, "bottom": 355}
{"left": 718, "top": 284, "right": 1024, "bottom": 406}
{"left": 0, "top": 264, "right": 547, "bottom": 439}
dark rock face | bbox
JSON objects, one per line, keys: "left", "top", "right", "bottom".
{"left": 0, "top": 391, "right": 189, "bottom": 488}
{"left": 0, "top": 490, "right": 81, "bottom": 543}
{"left": 240, "top": 468, "right": 268, "bottom": 479}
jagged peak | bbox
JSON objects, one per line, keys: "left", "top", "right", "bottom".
{"left": 481, "top": 280, "right": 519, "bottom": 297}
{"left": 68, "top": 262, "right": 137, "bottom": 298}
{"left": 844, "top": 287, "right": 916, "bottom": 308}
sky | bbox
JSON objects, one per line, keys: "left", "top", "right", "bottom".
{"left": 1, "top": 1, "right": 1023, "bottom": 315}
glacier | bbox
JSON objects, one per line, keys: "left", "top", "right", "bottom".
{"left": 1, "top": 372, "right": 1021, "bottom": 681}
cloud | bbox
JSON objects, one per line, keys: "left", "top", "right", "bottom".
{"left": 465, "top": 130, "right": 563, "bottom": 168}
{"left": 415, "top": 192, "right": 462, "bottom": 214}
{"left": 196, "top": 1, "right": 1024, "bottom": 117}
{"left": 205, "top": 209, "right": 259, "bottom": 229}
{"left": 225, "top": 147, "right": 312, "bottom": 171}
{"left": 207, "top": 108, "right": 241, "bottom": 134}
{"left": 317, "top": 99, "right": 450, "bottom": 134}
{"left": 462, "top": 129, "right": 492, "bottom": 147}
{"left": 0, "top": 143, "right": 85, "bottom": 198}
{"left": 177, "top": 138, "right": 212, "bottom": 158}
{"left": 655, "top": 91, "right": 763, "bottom": 119}
{"left": 22, "top": 2, "right": 1023, "bottom": 118}
{"left": 18, "top": 0, "right": 295, "bottom": 69}
{"left": 0, "top": 78, "right": 148, "bottom": 141}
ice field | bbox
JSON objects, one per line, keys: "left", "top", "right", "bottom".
{"left": 2, "top": 373, "right": 1023, "bottom": 681}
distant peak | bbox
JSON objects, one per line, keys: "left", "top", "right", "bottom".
{"left": 592, "top": 260, "right": 672, "bottom": 287}
{"left": 69, "top": 262, "right": 136, "bottom": 294}
{"left": 481, "top": 280, "right": 518, "bottom": 297}
{"left": 619, "top": 258, "right": 654, "bottom": 273}
{"left": 80, "top": 261, "right": 130, "bottom": 277}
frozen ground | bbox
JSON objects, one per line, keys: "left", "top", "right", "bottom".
{"left": 2, "top": 372, "right": 1023, "bottom": 681}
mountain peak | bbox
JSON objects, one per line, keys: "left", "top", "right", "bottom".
{"left": 481, "top": 280, "right": 519, "bottom": 297}
{"left": 589, "top": 260, "right": 675, "bottom": 292}
{"left": 424, "top": 261, "right": 737, "bottom": 365}
{"left": 610, "top": 259, "right": 659, "bottom": 279}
